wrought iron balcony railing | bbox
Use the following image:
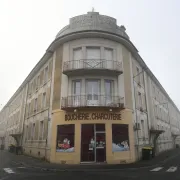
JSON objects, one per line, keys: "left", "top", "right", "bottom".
{"left": 63, "top": 59, "right": 123, "bottom": 75}
{"left": 61, "top": 95, "right": 124, "bottom": 109}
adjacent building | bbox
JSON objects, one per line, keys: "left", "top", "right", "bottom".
{"left": 0, "top": 11, "right": 180, "bottom": 164}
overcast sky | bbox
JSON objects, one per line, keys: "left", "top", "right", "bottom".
{"left": 0, "top": 0, "right": 180, "bottom": 109}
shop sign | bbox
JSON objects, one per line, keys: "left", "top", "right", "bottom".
{"left": 65, "top": 112, "right": 121, "bottom": 121}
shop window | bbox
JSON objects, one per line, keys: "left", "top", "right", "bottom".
{"left": 56, "top": 124, "right": 75, "bottom": 152}
{"left": 112, "top": 124, "right": 129, "bottom": 152}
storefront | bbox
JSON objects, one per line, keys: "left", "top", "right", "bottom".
{"left": 50, "top": 109, "right": 135, "bottom": 164}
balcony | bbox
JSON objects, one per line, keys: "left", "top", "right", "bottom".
{"left": 61, "top": 95, "right": 124, "bottom": 110}
{"left": 63, "top": 59, "right": 123, "bottom": 76}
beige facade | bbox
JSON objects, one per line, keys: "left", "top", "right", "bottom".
{"left": 0, "top": 11, "right": 180, "bottom": 163}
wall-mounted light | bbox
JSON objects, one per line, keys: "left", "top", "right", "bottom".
{"left": 109, "top": 109, "right": 112, "bottom": 112}
{"left": 74, "top": 109, "right": 77, "bottom": 113}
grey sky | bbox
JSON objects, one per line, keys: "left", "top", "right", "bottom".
{"left": 0, "top": 0, "right": 180, "bottom": 109}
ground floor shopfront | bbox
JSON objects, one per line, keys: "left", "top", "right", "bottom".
{"left": 50, "top": 109, "right": 136, "bottom": 164}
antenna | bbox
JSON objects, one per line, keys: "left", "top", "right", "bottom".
{"left": 92, "top": 7, "right": 95, "bottom": 12}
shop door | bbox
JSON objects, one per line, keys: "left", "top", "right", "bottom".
{"left": 81, "top": 124, "right": 106, "bottom": 163}
{"left": 95, "top": 132, "right": 106, "bottom": 162}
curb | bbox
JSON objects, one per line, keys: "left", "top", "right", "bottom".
{"left": 14, "top": 151, "right": 180, "bottom": 172}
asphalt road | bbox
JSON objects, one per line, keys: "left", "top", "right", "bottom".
{"left": 1, "top": 150, "right": 180, "bottom": 180}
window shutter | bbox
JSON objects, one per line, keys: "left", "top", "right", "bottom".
{"left": 35, "top": 121, "right": 39, "bottom": 140}
{"left": 73, "top": 48, "right": 82, "bottom": 60}
{"left": 46, "top": 87, "right": 51, "bottom": 108}
{"left": 26, "top": 104, "right": 28, "bottom": 117}
{"left": 28, "top": 123, "right": 32, "bottom": 140}
{"left": 135, "top": 89, "right": 139, "bottom": 109}
{"left": 86, "top": 47, "right": 100, "bottom": 59}
{"left": 31, "top": 99, "right": 34, "bottom": 114}
{"left": 43, "top": 118, "right": 48, "bottom": 140}
{"left": 37, "top": 94, "right": 41, "bottom": 112}
{"left": 48, "top": 61, "right": 53, "bottom": 80}
{"left": 40, "top": 70, "right": 44, "bottom": 86}
{"left": 142, "top": 94, "right": 146, "bottom": 111}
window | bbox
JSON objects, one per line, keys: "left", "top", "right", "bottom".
{"left": 44, "top": 66, "right": 48, "bottom": 83}
{"left": 86, "top": 80, "right": 100, "bottom": 104}
{"left": 73, "top": 48, "right": 82, "bottom": 60}
{"left": 112, "top": 124, "right": 129, "bottom": 152}
{"left": 42, "top": 92, "right": 46, "bottom": 109}
{"left": 105, "top": 48, "right": 113, "bottom": 68}
{"left": 56, "top": 124, "right": 75, "bottom": 152}
{"left": 39, "top": 121, "right": 44, "bottom": 140}
{"left": 86, "top": 47, "right": 100, "bottom": 60}
{"left": 32, "top": 123, "right": 35, "bottom": 140}
{"left": 141, "top": 120, "right": 145, "bottom": 138}
{"left": 29, "top": 83, "right": 32, "bottom": 95}
{"left": 86, "top": 47, "right": 101, "bottom": 68}
{"left": 28, "top": 103, "right": 30, "bottom": 116}
{"left": 72, "top": 80, "right": 81, "bottom": 95}
{"left": 37, "top": 75, "right": 40, "bottom": 88}
{"left": 138, "top": 92, "right": 142, "bottom": 108}
{"left": 34, "top": 98, "right": 37, "bottom": 112}
{"left": 26, "top": 125, "right": 28, "bottom": 140}
{"left": 105, "top": 80, "right": 114, "bottom": 103}
{"left": 73, "top": 48, "right": 83, "bottom": 68}
{"left": 105, "top": 48, "right": 113, "bottom": 60}
{"left": 136, "top": 66, "right": 140, "bottom": 83}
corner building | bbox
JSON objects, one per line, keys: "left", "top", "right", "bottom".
{"left": 0, "top": 12, "right": 180, "bottom": 164}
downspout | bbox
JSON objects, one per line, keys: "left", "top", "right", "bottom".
{"left": 129, "top": 56, "right": 140, "bottom": 160}
{"left": 132, "top": 80, "right": 140, "bottom": 160}
{"left": 45, "top": 51, "right": 54, "bottom": 161}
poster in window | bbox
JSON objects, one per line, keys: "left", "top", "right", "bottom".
{"left": 56, "top": 124, "right": 75, "bottom": 152}
{"left": 112, "top": 124, "right": 129, "bottom": 152}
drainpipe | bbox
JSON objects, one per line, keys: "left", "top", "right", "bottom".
{"left": 132, "top": 67, "right": 148, "bottom": 160}
{"left": 132, "top": 80, "right": 140, "bottom": 160}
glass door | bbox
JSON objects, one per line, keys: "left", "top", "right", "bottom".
{"left": 86, "top": 80, "right": 100, "bottom": 106}
{"left": 95, "top": 132, "right": 106, "bottom": 162}
{"left": 81, "top": 124, "right": 95, "bottom": 162}
{"left": 81, "top": 124, "right": 106, "bottom": 163}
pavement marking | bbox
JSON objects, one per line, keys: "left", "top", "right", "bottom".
{"left": 3, "top": 168, "right": 15, "bottom": 174}
{"left": 166, "top": 166, "right": 177, "bottom": 172}
{"left": 17, "top": 167, "right": 26, "bottom": 169}
{"left": 150, "top": 167, "right": 163, "bottom": 171}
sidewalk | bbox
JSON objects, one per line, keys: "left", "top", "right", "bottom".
{"left": 2, "top": 148, "right": 180, "bottom": 171}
